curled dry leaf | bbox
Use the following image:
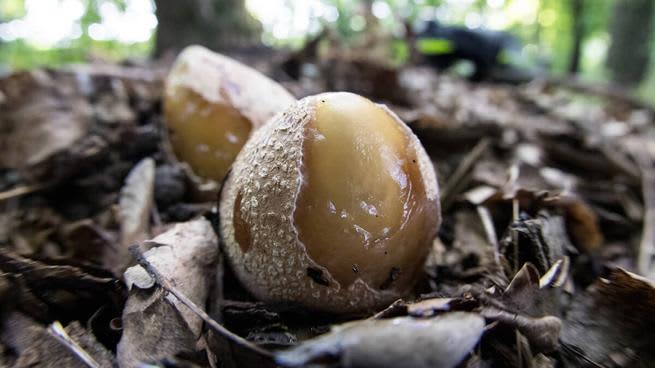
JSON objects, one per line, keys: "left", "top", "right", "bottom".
{"left": 463, "top": 185, "right": 603, "bottom": 255}
{"left": 119, "top": 157, "right": 156, "bottom": 247}
{"left": 503, "top": 211, "right": 570, "bottom": 275}
{"left": 117, "top": 218, "right": 218, "bottom": 368}
{"left": 112, "top": 157, "right": 155, "bottom": 274}
{"left": 561, "top": 269, "right": 655, "bottom": 367}
{"left": 501, "top": 262, "right": 562, "bottom": 317}
{"left": 481, "top": 307, "right": 561, "bottom": 354}
{"left": 275, "top": 312, "right": 485, "bottom": 368}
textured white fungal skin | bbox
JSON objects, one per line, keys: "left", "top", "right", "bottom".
{"left": 219, "top": 94, "right": 440, "bottom": 313}
{"left": 166, "top": 45, "right": 296, "bottom": 130}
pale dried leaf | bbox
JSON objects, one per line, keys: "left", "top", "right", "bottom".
{"left": 119, "top": 157, "right": 156, "bottom": 247}
{"left": 276, "top": 312, "right": 485, "bottom": 368}
{"left": 117, "top": 218, "right": 219, "bottom": 368}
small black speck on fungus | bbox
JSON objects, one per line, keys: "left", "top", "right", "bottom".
{"left": 307, "top": 266, "right": 330, "bottom": 286}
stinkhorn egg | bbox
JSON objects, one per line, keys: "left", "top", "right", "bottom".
{"left": 164, "top": 45, "right": 296, "bottom": 184}
{"left": 219, "top": 92, "right": 441, "bottom": 313}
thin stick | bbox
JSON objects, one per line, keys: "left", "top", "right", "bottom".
{"left": 47, "top": 321, "right": 100, "bottom": 368}
{"left": 636, "top": 158, "right": 655, "bottom": 278}
{"left": 440, "top": 138, "right": 490, "bottom": 211}
{"left": 560, "top": 343, "right": 604, "bottom": 368}
{"left": 128, "top": 245, "right": 273, "bottom": 358}
{"left": 477, "top": 205, "right": 500, "bottom": 265}
{"left": 0, "top": 183, "right": 49, "bottom": 202}
{"left": 512, "top": 198, "right": 520, "bottom": 273}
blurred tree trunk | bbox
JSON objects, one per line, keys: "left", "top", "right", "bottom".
{"left": 568, "top": 0, "right": 584, "bottom": 74}
{"left": 606, "top": 0, "right": 654, "bottom": 87}
{"left": 154, "top": 0, "right": 262, "bottom": 57}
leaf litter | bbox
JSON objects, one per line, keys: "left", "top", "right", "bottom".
{"left": 0, "top": 51, "right": 655, "bottom": 367}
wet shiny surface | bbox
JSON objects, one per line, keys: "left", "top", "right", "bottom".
{"left": 164, "top": 86, "right": 252, "bottom": 182}
{"left": 294, "top": 93, "right": 438, "bottom": 290}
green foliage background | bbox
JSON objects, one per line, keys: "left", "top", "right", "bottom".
{"left": 1, "top": 0, "right": 655, "bottom": 102}
{"left": 0, "top": 0, "right": 152, "bottom": 69}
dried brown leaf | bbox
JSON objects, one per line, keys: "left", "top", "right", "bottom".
{"left": 0, "top": 70, "right": 92, "bottom": 169}
{"left": 0, "top": 249, "right": 124, "bottom": 323}
{"left": 561, "top": 269, "right": 655, "bottom": 367}
{"left": 1, "top": 312, "right": 113, "bottom": 368}
{"left": 117, "top": 218, "right": 218, "bottom": 367}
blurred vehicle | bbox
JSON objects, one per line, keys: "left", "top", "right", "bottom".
{"left": 416, "top": 20, "right": 534, "bottom": 82}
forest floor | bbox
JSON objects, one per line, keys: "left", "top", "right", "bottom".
{"left": 1, "top": 51, "right": 655, "bottom": 368}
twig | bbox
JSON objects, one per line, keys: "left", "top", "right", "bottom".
{"left": 477, "top": 205, "right": 500, "bottom": 266}
{"left": 440, "top": 138, "right": 490, "bottom": 211}
{"left": 560, "top": 343, "right": 605, "bottom": 368}
{"left": 636, "top": 156, "right": 655, "bottom": 278}
{"left": 47, "top": 321, "right": 100, "bottom": 368}
{"left": 501, "top": 161, "right": 522, "bottom": 274}
{"left": 128, "top": 245, "right": 273, "bottom": 359}
{"left": 0, "top": 183, "right": 50, "bottom": 202}
{"left": 511, "top": 198, "right": 520, "bottom": 273}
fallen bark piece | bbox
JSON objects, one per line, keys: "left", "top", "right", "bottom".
{"left": 275, "top": 312, "right": 484, "bottom": 368}
{"left": 117, "top": 218, "right": 218, "bottom": 368}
